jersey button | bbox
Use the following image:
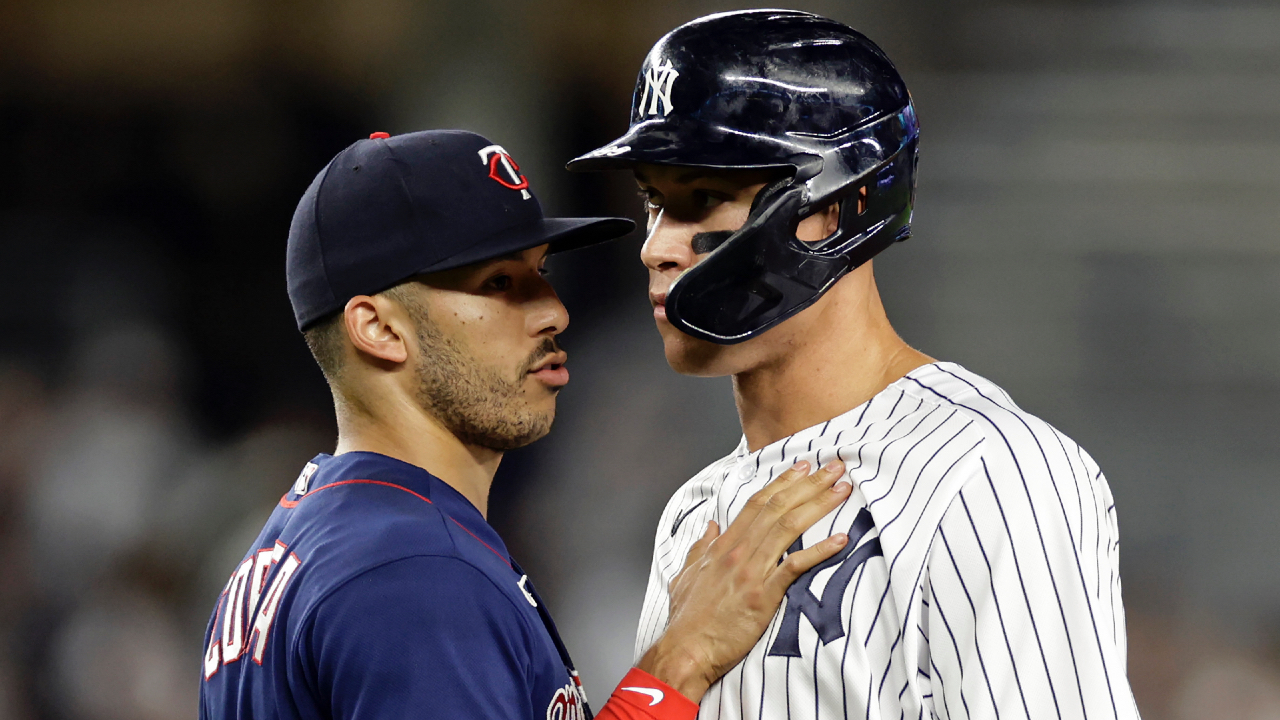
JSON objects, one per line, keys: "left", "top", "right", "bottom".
{"left": 737, "top": 465, "right": 754, "bottom": 480}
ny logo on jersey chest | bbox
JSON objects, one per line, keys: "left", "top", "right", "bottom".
{"left": 767, "top": 508, "right": 883, "bottom": 658}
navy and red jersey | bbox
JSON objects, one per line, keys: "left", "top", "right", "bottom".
{"left": 199, "top": 451, "right": 698, "bottom": 720}
{"left": 199, "top": 451, "right": 601, "bottom": 720}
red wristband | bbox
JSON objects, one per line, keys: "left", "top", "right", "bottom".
{"left": 594, "top": 667, "right": 700, "bottom": 720}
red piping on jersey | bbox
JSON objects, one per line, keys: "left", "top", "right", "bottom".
{"left": 279, "top": 479, "right": 430, "bottom": 508}
{"left": 443, "top": 517, "right": 511, "bottom": 568}
{"left": 278, "top": 479, "right": 511, "bottom": 568}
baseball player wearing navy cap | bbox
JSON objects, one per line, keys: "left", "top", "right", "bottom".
{"left": 199, "top": 128, "right": 859, "bottom": 720}
{"left": 570, "top": 11, "right": 1141, "bottom": 719}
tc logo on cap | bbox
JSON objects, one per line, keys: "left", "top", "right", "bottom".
{"left": 478, "top": 144, "right": 531, "bottom": 200}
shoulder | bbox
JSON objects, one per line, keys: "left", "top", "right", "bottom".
{"left": 271, "top": 481, "right": 519, "bottom": 625}
{"left": 900, "top": 363, "right": 1111, "bottom": 536}
{"left": 283, "top": 480, "right": 456, "bottom": 563}
{"left": 899, "top": 362, "right": 1096, "bottom": 473}
{"left": 897, "top": 362, "right": 1027, "bottom": 434}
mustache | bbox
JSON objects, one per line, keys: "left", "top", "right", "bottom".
{"left": 691, "top": 230, "right": 734, "bottom": 255}
{"left": 518, "top": 337, "right": 562, "bottom": 376}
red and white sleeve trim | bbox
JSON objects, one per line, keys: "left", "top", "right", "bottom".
{"left": 593, "top": 668, "right": 700, "bottom": 720}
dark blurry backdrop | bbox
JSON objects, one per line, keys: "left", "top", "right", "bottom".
{"left": 1, "top": 1, "right": 1278, "bottom": 719}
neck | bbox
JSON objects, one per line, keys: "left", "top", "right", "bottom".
{"left": 732, "top": 271, "right": 933, "bottom": 452}
{"left": 332, "top": 390, "right": 501, "bottom": 517}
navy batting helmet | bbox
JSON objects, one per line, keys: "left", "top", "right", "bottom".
{"left": 567, "top": 9, "right": 920, "bottom": 344}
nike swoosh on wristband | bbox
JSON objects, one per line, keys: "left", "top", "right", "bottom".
{"left": 620, "top": 687, "right": 664, "bottom": 706}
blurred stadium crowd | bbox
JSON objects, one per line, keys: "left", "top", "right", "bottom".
{"left": 1, "top": 1, "right": 1279, "bottom": 719}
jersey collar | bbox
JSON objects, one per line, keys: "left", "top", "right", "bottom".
{"left": 306, "top": 451, "right": 511, "bottom": 562}
{"left": 732, "top": 362, "right": 947, "bottom": 465}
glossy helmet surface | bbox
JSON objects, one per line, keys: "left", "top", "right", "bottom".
{"left": 568, "top": 9, "right": 919, "bottom": 344}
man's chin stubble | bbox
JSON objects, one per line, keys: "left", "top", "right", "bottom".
{"left": 416, "top": 362, "right": 558, "bottom": 452}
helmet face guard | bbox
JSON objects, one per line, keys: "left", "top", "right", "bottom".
{"left": 567, "top": 9, "right": 922, "bottom": 344}
{"left": 665, "top": 114, "right": 918, "bottom": 344}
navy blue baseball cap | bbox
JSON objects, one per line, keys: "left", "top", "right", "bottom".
{"left": 286, "top": 129, "right": 636, "bottom": 331}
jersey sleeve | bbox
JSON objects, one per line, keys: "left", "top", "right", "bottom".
{"left": 921, "top": 454, "right": 1140, "bottom": 719}
{"left": 300, "top": 555, "right": 538, "bottom": 720}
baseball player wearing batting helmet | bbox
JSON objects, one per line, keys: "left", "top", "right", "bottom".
{"left": 197, "top": 129, "right": 861, "bottom": 720}
{"left": 570, "top": 10, "right": 1140, "bottom": 719}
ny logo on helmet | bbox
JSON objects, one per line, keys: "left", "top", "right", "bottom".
{"left": 639, "top": 59, "right": 679, "bottom": 117}
{"left": 478, "top": 145, "right": 531, "bottom": 200}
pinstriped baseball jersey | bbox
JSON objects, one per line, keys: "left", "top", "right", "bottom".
{"left": 636, "top": 362, "right": 1140, "bottom": 720}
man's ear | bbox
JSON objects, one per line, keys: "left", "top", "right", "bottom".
{"left": 343, "top": 295, "right": 410, "bottom": 365}
{"left": 796, "top": 200, "right": 842, "bottom": 244}
{"left": 822, "top": 199, "right": 841, "bottom": 237}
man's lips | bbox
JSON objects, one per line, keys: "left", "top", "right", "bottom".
{"left": 528, "top": 351, "right": 569, "bottom": 386}
{"left": 650, "top": 291, "right": 668, "bottom": 321}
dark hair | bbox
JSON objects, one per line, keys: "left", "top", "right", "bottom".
{"left": 302, "top": 312, "right": 346, "bottom": 383}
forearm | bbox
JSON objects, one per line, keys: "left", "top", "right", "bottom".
{"left": 634, "top": 636, "right": 712, "bottom": 702}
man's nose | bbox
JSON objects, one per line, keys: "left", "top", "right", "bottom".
{"left": 527, "top": 279, "right": 569, "bottom": 338}
{"left": 640, "top": 212, "right": 698, "bottom": 273}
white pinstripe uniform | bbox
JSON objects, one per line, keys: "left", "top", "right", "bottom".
{"left": 636, "top": 362, "right": 1141, "bottom": 720}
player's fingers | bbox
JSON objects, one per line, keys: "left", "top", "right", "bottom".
{"left": 742, "top": 460, "right": 846, "bottom": 539}
{"left": 746, "top": 464, "right": 851, "bottom": 567}
{"left": 763, "top": 532, "right": 850, "bottom": 594}
{"left": 759, "top": 460, "right": 846, "bottom": 525}
{"left": 713, "top": 461, "right": 810, "bottom": 550}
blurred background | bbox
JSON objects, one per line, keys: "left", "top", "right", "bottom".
{"left": 0, "top": 0, "right": 1277, "bottom": 718}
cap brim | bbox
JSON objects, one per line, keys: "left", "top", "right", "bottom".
{"left": 421, "top": 215, "right": 636, "bottom": 274}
